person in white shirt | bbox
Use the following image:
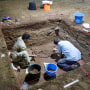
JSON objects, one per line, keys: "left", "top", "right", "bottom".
{"left": 10, "top": 33, "right": 36, "bottom": 68}
{"left": 53, "top": 38, "right": 81, "bottom": 71}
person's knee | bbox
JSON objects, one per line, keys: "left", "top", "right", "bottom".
{"left": 57, "top": 61, "right": 63, "bottom": 68}
{"left": 57, "top": 63, "right": 62, "bottom": 69}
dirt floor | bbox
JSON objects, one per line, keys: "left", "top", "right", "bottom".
{"left": 2, "top": 18, "right": 90, "bottom": 90}
{"left": 0, "top": 26, "right": 19, "bottom": 90}
{"left": 0, "top": 0, "right": 90, "bottom": 90}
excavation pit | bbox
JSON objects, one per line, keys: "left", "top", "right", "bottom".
{"left": 2, "top": 18, "right": 90, "bottom": 89}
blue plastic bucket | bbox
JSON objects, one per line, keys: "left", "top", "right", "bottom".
{"left": 74, "top": 13, "right": 84, "bottom": 23}
{"left": 45, "top": 63, "right": 58, "bottom": 77}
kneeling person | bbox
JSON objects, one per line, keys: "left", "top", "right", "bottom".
{"left": 53, "top": 38, "right": 81, "bottom": 71}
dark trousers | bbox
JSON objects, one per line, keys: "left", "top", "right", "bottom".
{"left": 57, "top": 58, "right": 80, "bottom": 71}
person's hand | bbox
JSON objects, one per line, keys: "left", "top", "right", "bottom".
{"left": 17, "top": 66, "right": 20, "bottom": 72}
{"left": 32, "top": 54, "right": 37, "bottom": 57}
{"left": 30, "top": 55, "right": 37, "bottom": 62}
{"left": 77, "top": 60, "right": 83, "bottom": 65}
{"left": 53, "top": 48, "right": 57, "bottom": 52}
{"left": 10, "top": 59, "right": 13, "bottom": 63}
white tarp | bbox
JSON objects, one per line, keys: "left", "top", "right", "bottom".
{"left": 42, "top": 1, "right": 53, "bottom": 4}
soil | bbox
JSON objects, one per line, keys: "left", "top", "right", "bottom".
{"left": 2, "top": 18, "right": 90, "bottom": 90}
{"left": 29, "top": 69, "right": 39, "bottom": 74}
{"left": 0, "top": 0, "right": 90, "bottom": 90}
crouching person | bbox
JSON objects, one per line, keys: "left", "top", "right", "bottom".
{"left": 10, "top": 33, "right": 36, "bottom": 69}
{"left": 53, "top": 38, "right": 81, "bottom": 71}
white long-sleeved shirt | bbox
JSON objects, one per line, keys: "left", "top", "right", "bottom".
{"left": 11, "top": 36, "right": 31, "bottom": 63}
{"left": 12, "top": 36, "right": 26, "bottom": 52}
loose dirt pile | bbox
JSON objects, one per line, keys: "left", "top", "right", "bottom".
{"left": 29, "top": 69, "right": 39, "bottom": 74}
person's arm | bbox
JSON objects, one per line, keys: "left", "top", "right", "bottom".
{"left": 29, "top": 54, "right": 37, "bottom": 57}
{"left": 27, "top": 49, "right": 37, "bottom": 57}
{"left": 12, "top": 42, "right": 18, "bottom": 51}
{"left": 17, "top": 51, "right": 31, "bottom": 63}
{"left": 29, "top": 51, "right": 37, "bottom": 57}
{"left": 53, "top": 47, "right": 63, "bottom": 56}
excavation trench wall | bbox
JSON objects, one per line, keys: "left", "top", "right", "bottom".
{"left": 1, "top": 17, "right": 90, "bottom": 89}
{"left": 2, "top": 18, "right": 90, "bottom": 60}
